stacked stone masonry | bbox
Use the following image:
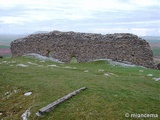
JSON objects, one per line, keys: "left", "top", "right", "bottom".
{"left": 11, "top": 31, "right": 156, "bottom": 69}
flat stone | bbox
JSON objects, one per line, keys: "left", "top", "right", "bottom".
{"left": 24, "top": 92, "right": 32, "bottom": 96}
{"left": 152, "top": 78, "right": 160, "bottom": 81}
{"left": 16, "top": 64, "right": 28, "bottom": 67}
{"left": 147, "top": 74, "right": 153, "bottom": 77}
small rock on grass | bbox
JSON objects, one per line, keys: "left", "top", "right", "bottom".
{"left": 84, "top": 70, "right": 89, "bottom": 72}
{"left": 21, "top": 110, "right": 31, "bottom": 120}
{"left": 139, "top": 70, "right": 144, "bottom": 72}
{"left": 152, "top": 78, "right": 160, "bottom": 81}
{"left": 24, "top": 92, "right": 32, "bottom": 96}
{"left": 16, "top": 64, "right": 28, "bottom": 67}
{"left": 147, "top": 74, "right": 153, "bottom": 77}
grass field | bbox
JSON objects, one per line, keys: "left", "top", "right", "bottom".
{"left": 152, "top": 47, "right": 160, "bottom": 57}
{"left": 0, "top": 57, "right": 160, "bottom": 120}
{"left": 0, "top": 45, "right": 11, "bottom": 58}
{"left": 0, "top": 45, "right": 10, "bottom": 49}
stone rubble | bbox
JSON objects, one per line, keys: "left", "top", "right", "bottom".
{"left": 106, "top": 59, "right": 137, "bottom": 67}
{"left": 21, "top": 110, "right": 31, "bottom": 120}
{"left": 152, "top": 78, "right": 160, "bottom": 81}
{"left": 23, "top": 53, "right": 63, "bottom": 63}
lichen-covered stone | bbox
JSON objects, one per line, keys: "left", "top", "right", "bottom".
{"left": 10, "top": 31, "right": 156, "bottom": 69}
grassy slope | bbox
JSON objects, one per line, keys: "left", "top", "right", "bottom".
{"left": 152, "top": 48, "right": 160, "bottom": 57}
{"left": 0, "top": 57, "right": 160, "bottom": 120}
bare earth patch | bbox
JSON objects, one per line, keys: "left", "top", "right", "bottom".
{"left": 150, "top": 42, "right": 160, "bottom": 48}
{"left": 0, "top": 48, "right": 11, "bottom": 55}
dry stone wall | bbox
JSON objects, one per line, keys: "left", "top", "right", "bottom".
{"left": 11, "top": 31, "right": 156, "bottom": 69}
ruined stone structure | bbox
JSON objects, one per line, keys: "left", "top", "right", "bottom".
{"left": 11, "top": 31, "right": 156, "bottom": 69}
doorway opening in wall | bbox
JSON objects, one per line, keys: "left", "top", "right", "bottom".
{"left": 70, "top": 56, "right": 78, "bottom": 63}
{"left": 46, "top": 50, "right": 51, "bottom": 57}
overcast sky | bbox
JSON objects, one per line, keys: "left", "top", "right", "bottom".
{"left": 0, "top": 0, "right": 160, "bottom": 36}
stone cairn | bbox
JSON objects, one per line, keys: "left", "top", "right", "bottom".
{"left": 10, "top": 30, "right": 156, "bottom": 69}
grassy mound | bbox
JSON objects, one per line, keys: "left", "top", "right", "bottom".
{"left": 0, "top": 57, "right": 160, "bottom": 120}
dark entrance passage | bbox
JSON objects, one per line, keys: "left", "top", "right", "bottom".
{"left": 46, "top": 50, "right": 51, "bottom": 57}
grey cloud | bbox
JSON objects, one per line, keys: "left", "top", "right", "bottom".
{"left": 0, "top": 0, "right": 159, "bottom": 36}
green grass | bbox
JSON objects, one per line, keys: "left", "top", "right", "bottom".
{"left": 70, "top": 57, "right": 78, "bottom": 63}
{"left": 152, "top": 47, "right": 160, "bottom": 57}
{"left": 0, "top": 54, "right": 11, "bottom": 58}
{"left": 0, "top": 57, "right": 160, "bottom": 120}
{"left": 0, "top": 45, "right": 10, "bottom": 49}
{"left": 0, "top": 45, "right": 11, "bottom": 58}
